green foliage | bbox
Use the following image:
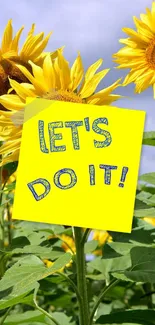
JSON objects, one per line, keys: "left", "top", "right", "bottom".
{"left": 143, "top": 131, "right": 155, "bottom": 146}
{"left": 0, "top": 132, "right": 155, "bottom": 324}
{"left": 96, "top": 309, "right": 155, "bottom": 324}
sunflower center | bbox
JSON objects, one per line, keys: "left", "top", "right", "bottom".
{"left": 0, "top": 58, "right": 31, "bottom": 96}
{"left": 146, "top": 39, "right": 155, "bottom": 69}
{"left": 43, "top": 89, "right": 84, "bottom": 104}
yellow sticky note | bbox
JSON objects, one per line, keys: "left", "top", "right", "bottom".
{"left": 12, "top": 98, "right": 145, "bottom": 233}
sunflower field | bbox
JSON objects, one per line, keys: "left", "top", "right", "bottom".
{"left": 0, "top": 1, "right": 155, "bottom": 325}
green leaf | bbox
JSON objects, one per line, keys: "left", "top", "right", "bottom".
{"left": 11, "top": 245, "right": 64, "bottom": 260}
{"left": 111, "top": 271, "right": 131, "bottom": 282}
{"left": 134, "top": 197, "right": 155, "bottom": 216}
{"left": 88, "top": 255, "right": 131, "bottom": 282}
{"left": 14, "top": 221, "right": 65, "bottom": 236}
{"left": 109, "top": 225, "right": 155, "bottom": 245}
{"left": 0, "top": 310, "right": 46, "bottom": 324}
{"left": 12, "top": 221, "right": 66, "bottom": 246}
{"left": 143, "top": 131, "right": 155, "bottom": 146}
{"left": 96, "top": 309, "right": 155, "bottom": 324}
{"left": 103, "top": 242, "right": 139, "bottom": 258}
{"left": 138, "top": 185, "right": 155, "bottom": 195}
{"left": 49, "top": 312, "right": 76, "bottom": 325}
{"left": 139, "top": 173, "right": 155, "bottom": 186}
{"left": 134, "top": 208, "right": 155, "bottom": 217}
{"left": 18, "top": 293, "right": 35, "bottom": 307}
{"left": 86, "top": 274, "right": 105, "bottom": 281}
{"left": 0, "top": 288, "right": 35, "bottom": 311}
{"left": 125, "top": 246, "right": 155, "bottom": 283}
{"left": 136, "top": 191, "right": 155, "bottom": 206}
{"left": 0, "top": 253, "right": 72, "bottom": 310}
{"left": 0, "top": 182, "right": 16, "bottom": 194}
{"left": 134, "top": 198, "right": 151, "bottom": 210}
{"left": 11, "top": 236, "right": 30, "bottom": 248}
{"left": 136, "top": 191, "right": 152, "bottom": 201}
{"left": 84, "top": 240, "right": 98, "bottom": 254}
{"left": 4, "top": 161, "right": 18, "bottom": 177}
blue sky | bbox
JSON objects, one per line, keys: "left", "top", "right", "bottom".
{"left": 0, "top": 0, "right": 155, "bottom": 174}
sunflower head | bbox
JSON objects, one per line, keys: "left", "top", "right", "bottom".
{"left": 113, "top": 1, "right": 155, "bottom": 97}
{"left": 0, "top": 51, "right": 122, "bottom": 166}
{"left": 0, "top": 20, "right": 59, "bottom": 97}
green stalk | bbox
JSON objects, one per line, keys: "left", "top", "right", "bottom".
{"left": 0, "top": 150, "right": 6, "bottom": 278}
{"left": 89, "top": 279, "right": 120, "bottom": 325}
{"left": 143, "top": 283, "right": 154, "bottom": 309}
{"left": 7, "top": 203, "right": 12, "bottom": 247}
{"left": 0, "top": 307, "right": 12, "bottom": 325}
{"left": 74, "top": 227, "right": 89, "bottom": 325}
{"left": 0, "top": 161, "right": 4, "bottom": 251}
{"left": 33, "top": 284, "right": 61, "bottom": 325}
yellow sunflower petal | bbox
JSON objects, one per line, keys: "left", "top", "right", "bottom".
{"left": 28, "top": 23, "right": 35, "bottom": 36}
{"left": 51, "top": 46, "right": 65, "bottom": 59}
{"left": 21, "top": 83, "right": 36, "bottom": 91}
{"left": 85, "top": 58, "right": 103, "bottom": 80}
{"left": 43, "top": 54, "right": 56, "bottom": 89}
{"left": 34, "top": 47, "right": 64, "bottom": 66}
{"left": 136, "top": 69, "right": 154, "bottom": 82}
{"left": 122, "top": 27, "right": 149, "bottom": 44}
{"left": 0, "top": 139, "right": 21, "bottom": 155}
{"left": 86, "top": 98, "right": 100, "bottom": 105}
{"left": 57, "top": 50, "right": 71, "bottom": 89}
{"left": 79, "top": 68, "right": 110, "bottom": 98}
{"left": 51, "top": 58, "right": 60, "bottom": 89}
{"left": 10, "top": 26, "right": 24, "bottom": 52}
{"left": 123, "top": 67, "right": 148, "bottom": 86}
{"left": 135, "top": 72, "right": 153, "bottom": 93}
{"left": 96, "top": 94, "right": 123, "bottom": 105}
{"left": 20, "top": 32, "right": 44, "bottom": 60}
{"left": 140, "top": 13, "right": 151, "bottom": 29}
{"left": 69, "top": 52, "right": 84, "bottom": 91}
{"left": 87, "top": 78, "right": 122, "bottom": 101}
{"left": 114, "top": 60, "right": 146, "bottom": 69}
{"left": 2, "top": 50, "right": 17, "bottom": 59}
{"left": 28, "top": 61, "right": 46, "bottom": 88}
{"left": 0, "top": 149, "right": 19, "bottom": 167}
{"left": 29, "top": 32, "right": 52, "bottom": 62}
{"left": 114, "top": 47, "right": 145, "bottom": 58}
{"left": 119, "top": 38, "right": 138, "bottom": 49}
{"left": 0, "top": 94, "right": 24, "bottom": 110}
{"left": 78, "top": 58, "right": 103, "bottom": 94}
{"left": 0, "top": 114, "right": 14, "bottom": 126}
{"left": 133, "top": 16, "right": 153, "bottom": 38}
{"left": 1, "top": 20, "right": 13, "bottom": 53}
{"left": 9, "top": 78, "right": 36, "bottom": 100}
{"left": 16, "top": 64, "right": 46, "bottom": 94}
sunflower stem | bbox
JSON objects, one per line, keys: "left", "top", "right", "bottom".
{"left": 74, "top": 227, "right": 89, "bottom": 325}
{"left": 81, "top": 228, "right": 91, "bottom": 246}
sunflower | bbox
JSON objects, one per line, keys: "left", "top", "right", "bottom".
{"left": 0, "top": 51, "right": 122, "bottom": 166}
{"left": 143, "top": 217, "right": 155, "bottom": 226}
{"left": 0, "top": 19, "right": 59, "bottom": 97}
{"left": 93, "top": 230, "right": 112, "bottom": 256}
{"left": 113, "top": 2, "right": 155, "bottom": 97}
